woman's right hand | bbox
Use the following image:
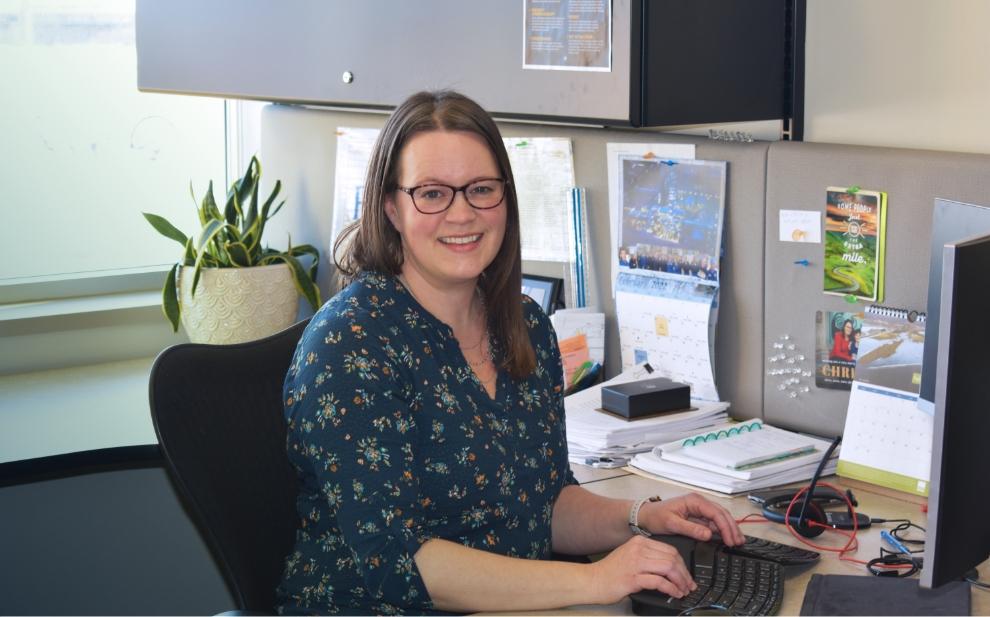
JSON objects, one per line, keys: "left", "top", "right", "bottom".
{"left": 587, "top": 535, "right": 697, "bottom": 605}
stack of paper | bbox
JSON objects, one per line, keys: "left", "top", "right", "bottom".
{"left": 629, "top": 420, "right": 839, "bottom": 494}
{"left": 565, "top": 364, "right": 729, "bottom": 464}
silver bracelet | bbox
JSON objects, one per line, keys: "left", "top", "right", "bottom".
{"left": 628, "top": 495, "right": 662, "bottom": 537}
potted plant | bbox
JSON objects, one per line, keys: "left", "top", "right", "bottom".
{"left": 143, "top": 155, "right": 321, "bottom": 344}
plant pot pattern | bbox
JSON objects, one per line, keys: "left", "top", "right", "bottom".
{"left": 179, "top": 263, "right": 299, "bottom": 344}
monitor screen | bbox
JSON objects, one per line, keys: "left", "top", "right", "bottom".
{"left": 521, "top": 274, "right": 563, "bottom": 315}
{"left": 920, "top": 228, "right": 990, "bottom": 588}
{"left": 918, "top": 198, "right": 990, "bottom": 412}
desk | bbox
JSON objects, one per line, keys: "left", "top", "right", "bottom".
{"left": 561, "top": 467, "right": 990, "bottom": 615}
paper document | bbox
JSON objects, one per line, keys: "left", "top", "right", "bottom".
{"left": 615, "top": 273, "right": 720, "bottom": 401}
{"left": 331, "top": 127, "right": 379, "bottom": 246}
{"left": 504, "top": 137, "right": 575, "bottom": 262}
{"left": 550, "top": 308, "right": 605, "bottom": 365}
{"left": 564, "top": 364, "right": 729, "bottom": 463}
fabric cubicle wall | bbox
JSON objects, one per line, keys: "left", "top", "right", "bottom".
{"left": 261, "top": 104, "right": 771, "bottom": 420}
{"left": 762, "top": 141, "right": 990, "bottom": 436}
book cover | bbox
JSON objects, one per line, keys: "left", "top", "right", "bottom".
{"left": 823, "top": 187, "right": 886, "bottom": 302}
{"left": 815, "top": 310, "right": 864, "bottom": 390}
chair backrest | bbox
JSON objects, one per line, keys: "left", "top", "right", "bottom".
{"left": 149, "top": 319, "right": 309, "bottom": 613}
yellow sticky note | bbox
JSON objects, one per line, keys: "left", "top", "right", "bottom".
{"left": 654, "top": 316, "right": 669, "bottom": 336}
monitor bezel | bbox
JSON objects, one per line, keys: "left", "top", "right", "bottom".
{"left": 920, "top": 231, "right": 990, "bottom": 588}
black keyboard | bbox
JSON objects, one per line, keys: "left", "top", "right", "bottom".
{"left": 718, "top": 534, "right": 820, "bottom": 566}
{"left": 630, "top": 535, "right": 783, "bottom": 616}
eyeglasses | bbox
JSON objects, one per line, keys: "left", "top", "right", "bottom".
{"left": 397, "top": 178, "right": 509, "bottom": 214}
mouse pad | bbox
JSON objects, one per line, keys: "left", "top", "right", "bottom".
{"left": 800, "top": 574, "right": 970, "bottom": 616}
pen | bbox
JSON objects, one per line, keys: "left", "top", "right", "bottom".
{"left": 881, "top": 530, "right": 914, "bottom": 556}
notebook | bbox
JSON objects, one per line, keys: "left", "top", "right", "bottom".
{"left": 659, "top": 420, "right": 819, "bottom": 470}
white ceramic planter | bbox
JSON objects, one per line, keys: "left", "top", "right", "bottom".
{"left": 178, "top": 263, "right": 299, "bottom": 344}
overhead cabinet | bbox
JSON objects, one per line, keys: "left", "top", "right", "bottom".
{"left": 137, "top": 0, "right": 798, "bottom": 128}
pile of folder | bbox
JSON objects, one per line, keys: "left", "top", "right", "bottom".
{"left": 564, "top": 364, "right": 730, "bottom": 465}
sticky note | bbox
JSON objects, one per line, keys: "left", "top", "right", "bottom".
{"left": 779, "top": 210, "right": 821, "bottom": 243}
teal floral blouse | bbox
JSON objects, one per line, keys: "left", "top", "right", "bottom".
{"left": 276, "top": 272, "right": 576, "bottom": 615}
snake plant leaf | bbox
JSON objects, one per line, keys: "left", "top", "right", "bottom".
{"left": 223, "top": 188, "right": 242, "bottom": 227}
{"left": 232, "top": 156, "right": 260, "bottom": 213}
{"left": 202, "top": 180, "right": 222, "bottom": 223}
{"left": 263, "top": 253, "right": 322, "bottom": 310}
{"left": 191, "top": 219, "right": 227, "bottom": 295}
{"left": 142, "top": 212, "right": 188, "bottom": 247}
{"left": 225, "top": 241, "right": 252, "bottom": 267}
{"left": 245, "top": 178, "right": 259, "bottom": 236}
{"left": 252, "top": 181, "right": 282, "bottom": 248}
{"left": 162, "top": 263, "right": 181, "bottom": 332}
{"left": 182, "top": 237, "right": 196, "bottom": 266}
{"left": 289, "top": 243, "right": 321, "bottom": 281}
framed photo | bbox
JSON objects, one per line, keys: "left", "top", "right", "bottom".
{"left": 521, "top": 274, "right": 564, "bottom": 315}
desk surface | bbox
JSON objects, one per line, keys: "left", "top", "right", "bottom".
{"left": 551, "top": 467, "right": 990, "bottom": 616}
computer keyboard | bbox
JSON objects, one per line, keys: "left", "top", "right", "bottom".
{"left": 630, "top": 535, "right": 784, "bottom": 616}
{"left": 718, "top": 534, "right": 820, "bottom": 566}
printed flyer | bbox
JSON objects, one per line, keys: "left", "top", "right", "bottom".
{"left": 815, "top": 310, "right": 864, "bottom": 390}
{"left": 823, "top": 187, "right": 887, "bottom": 302}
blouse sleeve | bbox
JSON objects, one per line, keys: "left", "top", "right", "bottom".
{"left": 284, "top": 311, "right": 435, "bottom": 610}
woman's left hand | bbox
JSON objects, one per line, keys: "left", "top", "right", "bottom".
{"left": 637, "top": 493, "right": 745, "bottom": 546}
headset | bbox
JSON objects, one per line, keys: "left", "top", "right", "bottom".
{"left": 761, "top": 436, "right": 872, "bottom": 537}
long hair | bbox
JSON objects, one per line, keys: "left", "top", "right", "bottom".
{"left": 334, "top": 90, "right": 535, "bottom": 378}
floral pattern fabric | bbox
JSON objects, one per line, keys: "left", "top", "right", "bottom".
{"left": 276, "top": 272, "right": 576, "bottom": 615}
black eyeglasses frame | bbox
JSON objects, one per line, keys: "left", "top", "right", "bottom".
{"left": 396, "top": 178, "right": 510, "bottom": 215}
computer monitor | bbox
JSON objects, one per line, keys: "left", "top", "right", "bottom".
{"left": 919, "top": 228, "right": 990, "bottom": 588}
{"left": 918, "top": 198, "right": 990, "bottom": 412}
{"left": 521, "top": 274, "right": 564, "bottom": 315}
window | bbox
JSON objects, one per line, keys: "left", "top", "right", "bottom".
{"left": 0, "top": 0, "right": 229, "bottom": 285}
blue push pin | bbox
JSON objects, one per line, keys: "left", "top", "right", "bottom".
{"left": 794, "top": 259, "right": 810, "bottom": 266}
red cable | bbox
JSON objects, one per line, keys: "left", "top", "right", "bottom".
{"left": 738, "top": 481, "right": 911, "bottom": 572}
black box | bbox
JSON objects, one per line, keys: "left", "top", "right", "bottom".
{"left": 600, "top": 377, "right": 691, "bottom": 419}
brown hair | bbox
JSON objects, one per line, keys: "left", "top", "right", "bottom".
{"left": 333, "top": 90, "right": 535, "bottom": 378}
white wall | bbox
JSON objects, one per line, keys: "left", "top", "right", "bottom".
{"left": 805, "top": 0, "right": 990, "bottom": 154}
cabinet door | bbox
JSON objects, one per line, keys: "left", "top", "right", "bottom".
{"left": 136, "top": 0, "right": 638, "bottom": 125}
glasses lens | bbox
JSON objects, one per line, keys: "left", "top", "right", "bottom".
{"left": 412, "top": 185, "right": 454, "bottom": 213}
{"left": 465, "top": 179, "right": 505, "bottom": 209}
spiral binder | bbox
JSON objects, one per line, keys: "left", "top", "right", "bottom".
{"left": 865, "top": 304, "right": 926, "bottom": 323}
{"left": 682, "top": 421, "right": 763, "bottom": 447}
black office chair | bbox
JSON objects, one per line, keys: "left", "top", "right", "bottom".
{"left": 149, "top": 319, "right": 309, "bottom": 614}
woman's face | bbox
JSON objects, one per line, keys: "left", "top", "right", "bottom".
{"left": 385, "top": 130, "right": 507, "bottom": 290}
{"left": 843, "top": 321, "right": 853, "bottom": 336}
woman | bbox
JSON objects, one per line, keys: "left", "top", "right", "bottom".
{"left": 277, "top": 90, "right": 743, "bottom": 615}
{"left": 830, "top": 319, "right": 855, "bottom": 362}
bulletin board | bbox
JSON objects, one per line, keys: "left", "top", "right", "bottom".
{"left": 761, "top": 141, "right": 990, "bottom": 436}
